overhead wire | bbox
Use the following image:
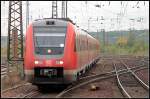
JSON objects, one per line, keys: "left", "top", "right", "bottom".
{"left": 1, "top": 1, "right": 149, "bottom": 33}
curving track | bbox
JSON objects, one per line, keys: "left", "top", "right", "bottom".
{"left": 1, "top": 55, "right": 149, "bottom": 98}
{"left": 113, "top": 58, "right": 149, "bottom": 98}
{"left": 55, "top": 56, "right": 149, "bottom": 98}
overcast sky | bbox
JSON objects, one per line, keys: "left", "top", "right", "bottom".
{"left": 1, "top": 1, "right": 149, "bottom": 36}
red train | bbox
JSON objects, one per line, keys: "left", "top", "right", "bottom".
{"left": 24, "top": 18, "right": 100, "bottom": 88}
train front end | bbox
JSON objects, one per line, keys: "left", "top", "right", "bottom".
{"left": 24, "top": 19, "right": 77, "bottom": 85}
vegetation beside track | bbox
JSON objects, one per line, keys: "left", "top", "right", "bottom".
{"left": 101, "top": 42, "right": 149, "bottom": 56}
{"left": 99, "top": 30, "right": 149, "bottom": 56}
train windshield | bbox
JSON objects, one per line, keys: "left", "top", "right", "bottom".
{"left": 33, "top": 26, "right": 67, "bottom": 55}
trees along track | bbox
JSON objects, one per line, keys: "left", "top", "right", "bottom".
{"left": 55, "top": 60, "right": 148, "bottom": 98}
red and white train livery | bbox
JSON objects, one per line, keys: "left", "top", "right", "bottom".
{"left": 24, "top": 18, "right": 100, "bottom": 88}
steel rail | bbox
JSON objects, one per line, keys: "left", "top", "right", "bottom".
{"left": 1, "top": 64, "right": 7, "bottom": 77}
{"left": 21, "top": 90, "right": 39, "bottom": 98}
{"left": 55, "top": 66, "right": 146, "bottom": 98}
{"left": 120, "top": 60, "right": 149, "bottom": 90}
{"left": 22, "top": 62, "right": 148, "bottom": 98}
{"left": 2, "top": 83, "right": 39, "bottom": 98}
{"left": 80, "top": 54, "right": 148, "bottom": 81}
{"left": 113, "top": 61, "right": 131, "bottom": 98}
{"left": 79, "top": 58, "right": 148, "bottom": 80}
{"left": 56, "top": 73, "right": 115, "bottom": 98}
{"left": 2, "top": 83, "right": 31, "bottom": 93}
{"left": 79, "top": 64, "right": 147, "bottom": 81}
{"left": 118, "top": 57, "right": 148, "bottom": 66}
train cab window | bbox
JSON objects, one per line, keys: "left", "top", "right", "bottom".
{"left": 33, "top": 26, "right": 67, "bottom": 55}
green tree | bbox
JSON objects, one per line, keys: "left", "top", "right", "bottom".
{"left": 127, "top": 31, "right": 135, "bottom": 47}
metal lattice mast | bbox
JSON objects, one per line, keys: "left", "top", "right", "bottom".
{"left": 7, "top": 1, "right": 23, "bottom": 62}
{"left": 61, "top": 1, "right": 65, "bottom": 18}
{"left": 26, "top": 1, "right": 29, "bottom": 29}
{"left": 101, "top": 29, "right": 106, "bottom": 45}
{"left": 52, "top": 1, "right": 58, "bottom": 18}
{"left": 66, "top": 1, "right": 67, "bottom": 18}
{"left": 7, "top": 1, "right": 24, "bottom": 79}
{"left": 61, "top": 1, "right": 68, "bottom": 18}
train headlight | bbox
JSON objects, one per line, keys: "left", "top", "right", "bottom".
{"left": 34, "top": 61, "right": 39, "bottom": 64}
{"left": 59, "top": 61, "right": 64, "bottom": 64}
{"left": 56, "top": 60, "right": 64, "bottom": 65}
{"left": 47, "top": 49, "right": 51, "bottom": 53}
{"left": 34, "top": 60, "right": 43, "bottom": 64}
{"left": 60, "top": 44, "right": 64, "bottom": 47}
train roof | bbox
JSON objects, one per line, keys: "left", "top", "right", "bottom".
{"left": 33, "top": 18, "right": 75, "bottom": 26}
{"left": 33, "top": 18, "right": 99, "bottom": 42}
{"left": 33, "top": 18, "right": 68, "bottom": 27}
{"left": 74, "top": 25, "right": 97, "bottom": 40}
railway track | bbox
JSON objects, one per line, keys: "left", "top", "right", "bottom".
{"left": 121, "top": 60, "right": 149, "bottom": 90}
{"left": 55, "top": 56, "right": 148, "bottom": 98}
{"left": 120, "top": 57, "right": 149, "bottom": 68}
{"left": 20, "top": 90, "right": 40, "bottom": 98}
{"left": 2, "top": 82, "right": 60, "bottom": 98}
{"left": 113, "top": 59, "right": 149, "bottom": 98}
{"left": 1, "top": 64, "right": 7, "bottom": 78}
{"left": 2, "top": 83, "right": 31, "bottom": 93}
{"left": 14, "top": 65, "right": 149, "bottom": 98}
{"left": 1, "top": 55, "right": 149, "bottom": 98}
{"left": 1, "top": 64, "right": 15, "bottom": 79}
{"left": 23, "top": 56, "right": 150, "bottom": 98}
{"left": 55, "top": 64, "right": 148, "bottom": 98}
{"left": 1, "top": 83, "right": 38, "bottom": 98}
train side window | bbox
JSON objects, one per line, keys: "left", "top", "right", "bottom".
{"left": 83, "top": 36, "right": 85, "bottom": 51}
{"left": 81, "top": 32, "right": 84, "bottom": 51}
{"left": 79, "top": 30, "right": 81, "bottom": 52}
{"left": 74, "top": 30, "right": 76, "bottom": 52}
{"left": 86, "top": 34, "right": 88, "bottom": 51}
{"left": 83, "top": 33, "right": 84, "bottom": 50}
{"left": 83, "top": 32, "right": 85, "bottom": 51}
{"left": 81, "top": 35, "right": 83, "bottom": 51}
{"left": 76, "top": 29, "right": 80, "bottom": 52}
{"left": 80, "top": 34, "right": 82, "bottom": 51}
